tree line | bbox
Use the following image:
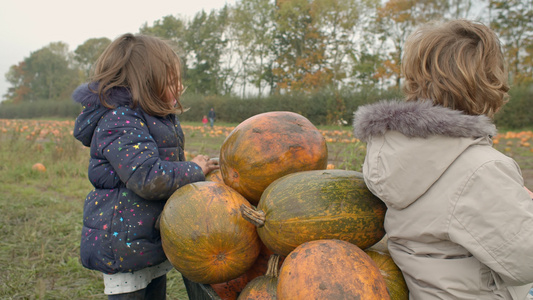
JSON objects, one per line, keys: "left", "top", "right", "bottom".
{"left": 3, "top": 0, "right": 532, "bottom": 111}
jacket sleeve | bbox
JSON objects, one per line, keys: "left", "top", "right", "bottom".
{"left": 95, "top": 107, "right": 205, "bottom": 201}
{"left": 448, "top": 159, "right": 533, "bottom": 285}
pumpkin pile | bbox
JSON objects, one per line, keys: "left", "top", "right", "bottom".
{"left": 160, "top": 111, "right": 408, "bottom": 299}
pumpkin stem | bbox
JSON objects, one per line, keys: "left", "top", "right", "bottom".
{"left": 240, "top": 204, "right": 266, "bottom": 227}
{"left": 265, "top": 254, "right": 280, "bottom": 278}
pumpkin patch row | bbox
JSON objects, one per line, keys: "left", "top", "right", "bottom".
{"left": 160, "top": 111, "right": 408, "bottom": 299}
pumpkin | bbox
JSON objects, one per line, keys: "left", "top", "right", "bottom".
{"left": 238, "top": 254, "right": 280, "bottom": 300}
{"left": 371, "top": 235, "right": 389, "bottom": 253}
{"left": 206, "top": 169, "right": 224, "bottom": 184}
{"left": 210, "top": 241, "right": 285, "bottom": 299}
{"left": 277, "top": 239, "right": 390, "bottom": 300}
{"left": 365, "top": 249, "right": 409, "bottom": 300}
{"left": 32, "top": 163, "right": 46, "bottom": 172}
{"left": 240, "top": 169, "right": 387, "bottom": 256}
{"left": 211, "top": 273, "right": 250, "bottom": 300}
{"left": 160, "top": 181, "right": 261, "bottom": 284}
{"left": 245, "top": 240, "right": 284, "bottom": 281}
{"left": 219, "top": 111, "right": 328, "bottom": 205}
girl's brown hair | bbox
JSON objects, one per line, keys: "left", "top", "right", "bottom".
{"left": 91, "top": 33, "right": 186, "bottom": 117}
{"left": 402, "top": 19, "right": 509, "bottom": 117}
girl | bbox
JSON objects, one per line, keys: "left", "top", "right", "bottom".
{"left": 72, "top": 33, "right": 219, "bottom": 299}
{"left": 353, "top": 20, "right": 533, "bottom": 299}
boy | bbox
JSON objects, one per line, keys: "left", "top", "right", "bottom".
{"left": 353, "top": 20, "right": 533, "bottom": 299}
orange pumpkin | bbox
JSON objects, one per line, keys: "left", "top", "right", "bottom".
{"left": 365, "top": 249, "right": 409, "bottom": 300}
{"left": 160, "top": 181, "right": 261, "bottom": 284}
{"left": 245, "top": 240, "right": 284, "bottom": 281}
{"left": 32, "top": 163, "right": 46, "bottom": 172}
{"left": 277, "top": 239, "right": 390, "bottom": 300}
{"left": 206, "top": 169, "right": 224, "bottom": 184}
{"left": 219, "top": 111, "right": 328, "bottom": 205}
{"left": 238, "top": 254, "right": 280, "bottom": 300}
{"left": 210, "top": 241, "right": 285, "bottom": 299}
{"left": 210, "top": 273, "right": 250, "bottom": 300}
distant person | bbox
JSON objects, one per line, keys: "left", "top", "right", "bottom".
{"left": 72, "top": 33, "right": 219, "bottom": 299}
{"left": 354, "top": 19, "right": 533, "bottom": 299}
{"left": 202, "top": 115, "right": 208, "bottom": 128}
{"left": 208, "top": 107, "right": 216, "bottom": 128}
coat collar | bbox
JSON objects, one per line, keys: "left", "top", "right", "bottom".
{"left": 353, "top": 100, "right": 497, "bottom": 141}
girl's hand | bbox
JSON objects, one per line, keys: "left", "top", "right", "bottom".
{"left": 192, "top": 155, "right": 219, "bottom": 175}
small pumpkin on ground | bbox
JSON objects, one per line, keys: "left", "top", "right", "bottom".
{"left": 238, "top": 254, "right": 280, "bottom": 300}
{"left": 277, "top": 239, "right": 390, "bottom": 300}
{"left": 241, "top": 169, "right": 387, "bottom": 256}
{"left": 32, "top": 162, "right": 46, "bottom": 172}
{"left": 365, "top": 248, "right": 409, "bottom": 300}
{"left": 219, "top": 111, "right": 328, "bottom": 205}
{"left": 160, "top": 181, "right": 261, "bottom": 284}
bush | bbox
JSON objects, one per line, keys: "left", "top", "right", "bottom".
{"left": 179, "top": 87, "right": 404, "bottom": 126}
{"left": 0, "top": 86, "right": 530, "bottom": 130}
{"left": 494, "top": 85, "right": 533, "bottom": 129}
{"left": 0, "top": 99, "right": 81, "bottom": 119}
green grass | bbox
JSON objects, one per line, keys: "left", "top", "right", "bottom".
{"left": 1, "top": 119, "right": 531, "bottom": 299}
{"left": 0, "top": 123, "right": 190, "bottom": 299}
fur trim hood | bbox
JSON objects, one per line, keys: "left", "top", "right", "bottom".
{"left": 353, "top": 100, "right": 497, "bottom": 210}
{"left": 353, "top": 100, "right": 497, "bottom": 142}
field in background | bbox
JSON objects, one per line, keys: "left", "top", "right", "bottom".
{"left": 1, "top": 119, "right": 532, "bottom": 299}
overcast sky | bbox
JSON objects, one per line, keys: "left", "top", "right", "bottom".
{"left": 0, "top": 0, "right": 236, "bottom": 100}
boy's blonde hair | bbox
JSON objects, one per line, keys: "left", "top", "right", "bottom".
{"left": 402, "top": 19, "right": 509, "bottom": 117}
{"left": 91, "top": 33, "right": 185, "bottom": 117}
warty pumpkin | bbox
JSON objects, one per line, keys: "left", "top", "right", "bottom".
{"left": 277, "top": 239, "right": 391, "bottom": 300}
{"left": 219, "top": 111, "right": 328, "bottom": 205}
{"left": 240, "top": 169, "right": 387, "bottom": 256}
{"left": 160, "top": 181, "right": 261, "bottom": 284}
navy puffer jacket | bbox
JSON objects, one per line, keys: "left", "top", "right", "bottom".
{"left": 72, "top": 83, "right": 205, "bottom": 274}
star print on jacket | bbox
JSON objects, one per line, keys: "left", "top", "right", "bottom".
{"left": 72, "top": 83, "right": 205, "bottom": 274}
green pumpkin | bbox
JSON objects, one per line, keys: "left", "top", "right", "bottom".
{"left": 365, "top": 248, "right": 409, "bottom": 300}
{"left": 241, "top": 169, "right": 387, "bottom": 256}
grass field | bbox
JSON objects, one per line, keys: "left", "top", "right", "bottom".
{"left": 1, "top": 118, "right": 532, "bottom": 299}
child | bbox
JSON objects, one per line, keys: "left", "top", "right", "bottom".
{"left": 208, "top": 107, "right": 216, "bottom": 128}
{"left": 353, "top": 20, "right": 533, "bottom": 299}
{"left": 72, "top": 33, "right": 219, "bottom": 299}
{"left": 202, "top": 115, "right": 208, "bottom": 128}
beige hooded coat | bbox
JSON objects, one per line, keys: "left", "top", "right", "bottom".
{"left": 353, "top": 100, "right": 533, "bottom": 300}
